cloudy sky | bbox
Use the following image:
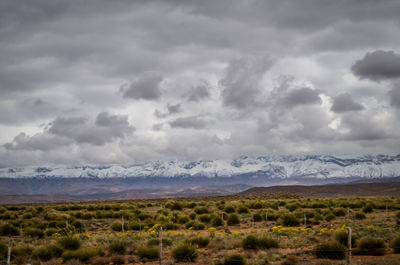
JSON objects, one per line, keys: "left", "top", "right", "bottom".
{"left": 1, "top": 0, "right": 400, "bottom": 167}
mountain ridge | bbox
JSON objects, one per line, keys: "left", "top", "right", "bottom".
{"left": 2, "top": 154, "right": 400, "bottom": 180}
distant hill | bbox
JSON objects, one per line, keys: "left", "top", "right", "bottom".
{"left": 240, "top": 182, "right": 400, "bottom": 197}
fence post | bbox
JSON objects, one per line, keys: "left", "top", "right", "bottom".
{"left": 347, "top": 226, "right": 352, "bottom": 265}
{"left": 159, "top": 226, "right": 163, "bottom": 265}
{"left": 7, "top": 238, "right": 12, "bottom": 265}
{"left": 122, "top": 216, "right": 125, "bottom": 233}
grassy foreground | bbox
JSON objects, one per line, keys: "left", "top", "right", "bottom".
{"left": 1, "top": 193, "right": 400, "bottom": 264}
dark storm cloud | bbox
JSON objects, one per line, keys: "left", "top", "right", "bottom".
{"left": 169, "top": 116, "right": 210, "bottom": 129}
{"left": 220, "top": 56, "right": 274, "bottom": 109}
{"left": 3, "top": 132, "right": 72, "bottom": 151}
{"left": 48, "top": 114, "right": 134, "bottom": 145}
{"left": 120, "top": 72, "right": 164, "bottom": 100}
{"left": 166, "top": 103, "right": 181, "bottom": 114}
{"left": 389, "top": 87, "right": 400, "bottom": 108}
{"left": 281, "top": 87, "right": 321, "bottom": 107}
{"left": 186, "top": 82, "right": 211, "bottom": 102}
{"left": 154, "top": 103, "right": 182, "bottom": 118}
{"left": 341, "top": 114, "right": 391, "bottom": 141}
{"left": 95, "top": 112, "right": 130, "bottom": 127}
{"left": 351, "top": 50, "right": 400, "bottom": 81}
{"left": 4, "top": 112, "right": 135, "bottom": 150}
{"left": 331, "top": 93, "right": 364, "bottom": 113}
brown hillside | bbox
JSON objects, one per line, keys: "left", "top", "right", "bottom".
{"left": 240, "top": 182, "right": 400, "bottom": 197}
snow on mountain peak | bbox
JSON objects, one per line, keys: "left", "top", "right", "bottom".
{"left": 0, "top": 154, "right": 399, "bottom": 180}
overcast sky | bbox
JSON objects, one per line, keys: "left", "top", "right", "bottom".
{"left": 1, "top": 0, "right": 400, "bottom": 167}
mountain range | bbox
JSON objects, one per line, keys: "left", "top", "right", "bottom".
{"left": 1, "top": 154, "right": 400, "bottom": 201}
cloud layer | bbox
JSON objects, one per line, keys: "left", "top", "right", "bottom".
{"left": 1, "top": 0, "right": 400, "bottom": 166}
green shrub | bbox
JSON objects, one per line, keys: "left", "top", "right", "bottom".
{"left": 242, "top": 235, "right": 258, "bottom": 250}
{"left": 362, "top": 204, "right": 373, "bottom": 213}
{"left": 34, "top": 244, "right": 63, "bottom": 261}
{"left": 227, "top": 214, "right": 240, "bottom": 225}
{"left": 22, "top": 213, "right": 33, "bottom": 219}
{"left": 223, "top": 253, "right": 246, "bottom": 265}
{"left": 171, "top": 243, "right": 198, "bottom": 262}
{"left": 355, "top": 212, "right": 366, "bottom": 220}
{"left": 46, "top": 228, "right": 58, "bottom": 236}
{"left": 238, "top": 206, "right": 249, "bottom": 214}
{"left": 58, "top": 236, "right": 82, "bottom": 250}
{"left": 333, "top": 208, "right": 347, "bottom": 217}
{"left": 212, "top": 216, "right": 223, "bottom": 227}
{"left": 185, "top": 221, "right": 205, "bottom": 230}
{"left": 242, "top": 235, "right": 278, "bottom": 250}
{"left": 189, "top": 236, "right": 210, "bottom": 248}
{"left": 280, "top": 214, "right": 300, "bottom": 226}
{"left": 314, "top": 242, "right": 346, "bottom": 260}
{"left": 391, "top": 235, "right": 400, "bottom": 254}
{"left": 194, "top": 207, "right": 209, "bottom": 214}
{"left": 189, "top": 212, "right": 196, "bottom": 220}
{"left": 23, "top": 227, "right": 44, "bottom": 238}
{"left": 111, "top": 221, "right": 123, "bottom": 231}
{"left": 136, "top": 246, "right": 159, "bottom": 260}
{"left": 169, "top": 202, "right": 183, "bottom": 211}
{"left": 62, "top": 247, "right": 103, "bottom": 263}
{"left": 128, "top": 221, "right": 141, "bottom": 231}
{"left": 257, "top": 236, "right": 279, "bottom": 249}
{"left": 225, "top": 206, "right": 235, "bottom": 213}
{"left": 82, "top": 213, "right": 93, "bottom": 220}
{"left": 286, "top": 204, "right": 298, "bottom": 212}
{"left": 356, "top": 237, "right": 385, "bottom": 256}
{"left": 178, "top": 216, "right": 189, "bottom": 224}
{"left": 11, "top": 245, "right": 34, "bottom": 260}
{"left": 147, "top": 238, "right": 172, "bottom": 247}
{"left": 325, "top": 213, "right": 336, "bottom": 222}
{"left": 0, "top": 223, "right": 20, "bottom": 236}
{"left": 249, "top": 201, "right": 263, "bottom": 209}
{"left": 0, "top": 241, "right": 7, "bottom": 260}
{"left": 199, "top": 214, "right": 212, "bottom": 223}
{"left": 109, "top": 240, "right": 127, "bottom": 255}
{"left": 252, "top": 213, "right": 262, "bottom": 222}
{"left": 335, "top": 231, "right": 356, "bottom": 247}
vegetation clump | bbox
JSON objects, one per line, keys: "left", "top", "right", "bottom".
{"left": 355, "top": 237, "right": 385, "bottom": 256}
{"left": 242, "top": 234, "right": 278, "bottom": 250}
{"left": 280, "top": 214, "right": 300, "bottom": 226}
{"left": 58, "top": 236, "right": 82, "bottom": 250}
{"left": 62, "top": 247, "right": 103, "bottom": 263}
{"left": 136, "top": 246, "right": 159, "bottom": 260}
{"left": 171, "top": 243, "right": 198, "bottom": 262}
{"left": 227, "top": 214, "right": 240, "bottom": 225}
{"left": 391, "top": 235, "right": 400, "bottom": 253}
{"left": 109, "top": 240, "right": 127, "bottom": 255}
{"left": 189, "top": 236, "right": 210, "bottom": 248}
{"left": 314, "top": 242, "right": 346, "bottom": 260}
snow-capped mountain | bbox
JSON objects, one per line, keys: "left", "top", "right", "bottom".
{"left": 2, "top": 154, "right": 400, "bottom": 180}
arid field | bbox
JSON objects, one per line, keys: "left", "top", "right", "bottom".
{"left": 1, "top": 193, "right": 400, "bottom": 265}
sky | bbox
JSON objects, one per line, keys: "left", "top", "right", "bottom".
{"left": 1, "top": 0, "right": 400, "bottom": 167}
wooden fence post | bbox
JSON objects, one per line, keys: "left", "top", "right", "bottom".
{"left": 347, "top": 226, "right": 352, "bottom": 265}
{"left": 7, "top": 238, "right": 12, "bottom": 265}
{"left": 159, "top": 227, "right": 163, "bottom": 265}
